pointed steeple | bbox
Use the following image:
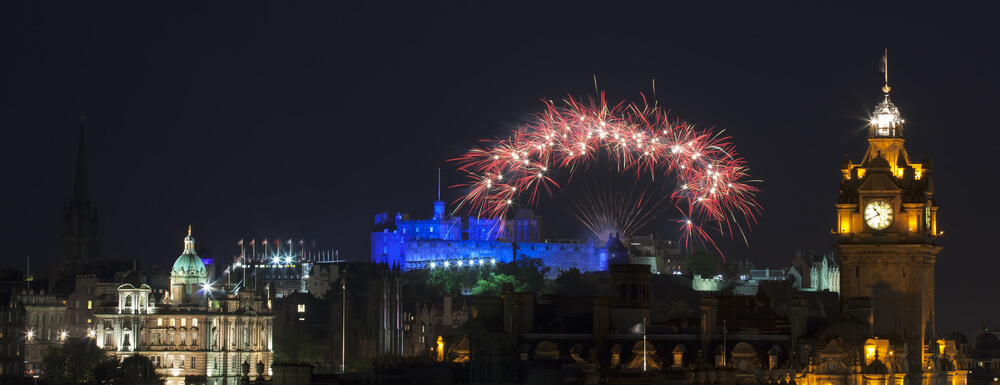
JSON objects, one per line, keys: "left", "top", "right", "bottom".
{"left": 73, "top": 115, "right": 89, "bottom": 200}
{"left": 59, "top": 116, "right": 100, "bottom": 267}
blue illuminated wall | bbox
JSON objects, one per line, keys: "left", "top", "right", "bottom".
{"left": 372, "top": 200, "right": 608, "bottom": 273}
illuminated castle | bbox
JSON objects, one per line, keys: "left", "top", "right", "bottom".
{"left": 370, "top": 196, "right": 665, "bottom": 273}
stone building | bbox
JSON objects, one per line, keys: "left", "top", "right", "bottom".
{"left": 0, "top": 290, "right": 25, "bottom": 385}
{"left": 418, "top": 62, "right": 968, "bottom": 385}
{"left": 93, "top": 228, "right": 275, "bottom": 385}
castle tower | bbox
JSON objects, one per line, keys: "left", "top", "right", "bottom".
{"left": 170, "top": 225, "right": 208, "bottom": 303}
{"left": 834, "top": 54, "right": 939, "bottom": 374}
{"left": 59, "top": 118, "right": 100, "bottom": 267}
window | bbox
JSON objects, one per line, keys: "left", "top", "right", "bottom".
{"left": 157, "top": 318, "right": 163, "bottom": 326}
{"left": 87, "top": 300, "right": 92, "bottom": 309}
{"left": 181, "top": 318, "right": 186, "bottom": 327}
{"left": 191, "top": 357, "right": 196, "bottom": 369}
{"left": 170, "top": 318, "right": 176, "bottom": 327}
{"left": 75, "top": 300, "right": 80, "bottom": 309}
{"left": 192, "top": 318, "right": 197, "bottom": 327}
{"left": 297, "top": 304, "right": 306, "bottom": 313}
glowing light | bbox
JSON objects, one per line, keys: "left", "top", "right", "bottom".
{"left": 285, "top": 256, "right": 292, "bottom": 263}
{"left": 429, "top": 262, "right": 437, "bottom": 268}
{"left": 272, "top": 257, "right": 280, "bottom": 264}
{"left": 59, "top": 330, "right": 68, "bottom": 340}
{"left": 443, "top": 261, "right": 450, "bottom": 267}
{"left": 490, "top": 259, "right": 497, "bottom": 264}
{"left": 451, "top": 92, "right": 760, "bottom": 255}
{"left": 457, "top": 260, "right": 464, "bottom": 266}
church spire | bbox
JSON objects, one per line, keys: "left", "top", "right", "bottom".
{"left": 73, "top": 115, "right": 89, "bottom": 201}
{"left": 59, "top": 116, "right": 100, "bottom": 267}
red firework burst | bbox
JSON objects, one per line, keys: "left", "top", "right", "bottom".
{"left": 451, "top": 92, "right": 760, "bottom": 256}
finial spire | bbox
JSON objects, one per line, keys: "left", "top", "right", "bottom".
{"left": 188, "top": 224, "right": 192, "bottom": 236}
{"left": 438, "top": 168, "right": 441, "bottom": 201}
{"left": 880, "top": 49, "right": 890, "bottom": 94}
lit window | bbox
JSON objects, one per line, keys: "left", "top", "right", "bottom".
{"left": 181, "top": 318, "right": 186, "bottom": 327}
{"left": 157, "top": 318, "right": 163, "bottom": 326}
{"left": 297, "top": 304, "right": 306, "bottom": 313}
{"left": 87, "top": 301, "right": 92, "bottom": 309}
{"left": 170, "top": 319, "right": 176, "bottom": 327}
{"left": 192, "top": 318, "right": 197, "bottom": 327}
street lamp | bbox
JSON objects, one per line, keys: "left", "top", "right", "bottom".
{"left": 58, "top": 330, "right": 68, "bottom": 340}
{"left": 26, "top": 330, "right": 34, "bottom": 341}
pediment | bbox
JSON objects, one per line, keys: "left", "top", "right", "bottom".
{"left": 858, "top": 172, "right": 900, "bottom": 193}
{"left": 820, "top": 339, "right": 848, "bottom": 357}
{"left": 732, "top": 342, "right": 757, "bottom": 357}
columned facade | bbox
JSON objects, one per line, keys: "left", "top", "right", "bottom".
{"left": 94, "top": 229, "right": 274, "bottom": 385}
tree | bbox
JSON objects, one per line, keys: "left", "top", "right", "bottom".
{"left": 683, "top": 246, "right": 718, "bottom": 277}
{"left": 469, "top": 273, "right": 526, "bottom": 295}
{"left": 273, "top": 326, "right": 323, "bottom": 364}
{"left": 115, "top": 355, "right": 165, "bottom": 385}
{"left": 39, "top": 337, "right": 114, "bottom": 385}
{"left": 501, "top": 257, "right": 552, "bottom": 294}
{"left": 553, "top": 268, "right": 601, "bottom": 297}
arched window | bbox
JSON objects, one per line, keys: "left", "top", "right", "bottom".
{"left": 124, "top": 295, "right": 132, "bottom": 307}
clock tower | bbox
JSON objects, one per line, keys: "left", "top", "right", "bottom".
{"left": 834, "top": 57, "right": 939, "bottom": 374}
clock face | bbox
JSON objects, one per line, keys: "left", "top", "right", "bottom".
{"left": 864, "top": 199, "right": 894, "bottom": 230}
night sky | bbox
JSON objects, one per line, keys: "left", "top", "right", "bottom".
{"left": 2, "top": 2, "right": 998, "bottom": 337}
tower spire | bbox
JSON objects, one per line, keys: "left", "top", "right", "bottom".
{"left": 880, "top": 49, "right": 890, "bottom": 94}
{"left": 73, "top": 115, "right": 89, "bottom": 200}
{"left": 60, "top": 116, "right": 100, "bottom": 267}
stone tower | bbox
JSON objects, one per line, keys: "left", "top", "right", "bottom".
{"left": 59, "top": 118, "right": 100, "bottom": 267}
{"left": 833, "top": 63, "right": 939, "bottom": 373}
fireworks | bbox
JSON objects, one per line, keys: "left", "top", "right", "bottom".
{"left": 452, "top": 92, "right": 760, "bottom": 254}
{"left": 565, "top": 175, "right": 673, "bottom": 241}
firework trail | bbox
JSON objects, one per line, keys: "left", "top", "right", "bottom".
{"left": 565, "top": 175, "right": 673, "bottom": 241}
{"left": 451, "top": 92, "right": 760, "bottom": 255}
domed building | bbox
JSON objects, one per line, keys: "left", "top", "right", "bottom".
{"left": 94, "top": 227, "right": 275, "bottom": 385}
{"left": 169, "top": 225, "right": 209, "bottom": 304}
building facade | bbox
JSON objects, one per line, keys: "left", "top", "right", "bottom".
{"left": 834, "top": 72, "right": 943, "bottom": 376}
{"left": 93, "top": 229, "right": 275, "bottom": 385}
{"left": 372, "top": 200, "right": 680, "bottom": 274}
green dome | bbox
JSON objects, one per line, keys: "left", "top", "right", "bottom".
{"left": 173, "top": 251, "right": 206, "bottom": 275}
{"left": 172, "top": 229, "right": 207, "bottom": 276}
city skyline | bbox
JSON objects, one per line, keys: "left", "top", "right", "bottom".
{"left": 2, "top": 2, "right": 999, "bottom": 337}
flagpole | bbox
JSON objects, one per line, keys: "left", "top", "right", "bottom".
{"left": 884, "top": 49, "right": 888, "bottom": 87}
